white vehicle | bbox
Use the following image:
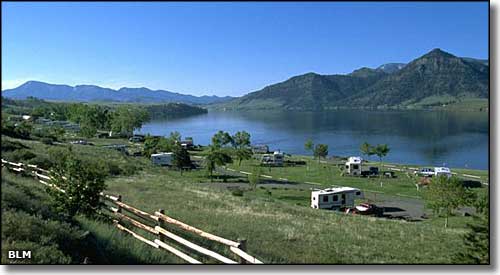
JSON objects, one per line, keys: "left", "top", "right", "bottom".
{"left": 345, "top": 156, "right": 363, "bottom": 176}
{"left": 311, "top": 187, "right": 364, "bottom": 210}
{"left": 434, "top": 167, "right": 452, "bottom": 178}
{"left": 415, "top": 167, "right": 452, "bottom": 178}
{"left": 414, "top": 167, "right": 435, "bottom": 177}
{"left": 151, "top": 152, "right": 174, "bottom": 166}
{"left": 261, "top": 151, "right": 284, "bottom": 166}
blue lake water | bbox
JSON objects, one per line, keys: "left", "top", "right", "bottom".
{"left": 136, "top": 110, "right": 489, "bottom": 170}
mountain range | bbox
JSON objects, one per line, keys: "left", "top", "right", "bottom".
{"left": 2, "top": 48, "right": 488, "bottom": 110}
{"left": 2, "top": 82, "right": 234, "bottom": 105}
{"left": 214, "top": 48, "right": 488, "bottom": 110}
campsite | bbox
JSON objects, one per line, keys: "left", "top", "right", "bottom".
{"left": 1, "top": 101, "right": 489, "bottom": 263}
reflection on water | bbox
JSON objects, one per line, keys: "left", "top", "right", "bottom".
{"left": 137, "top": 110, "right": 489, "bottom": 170}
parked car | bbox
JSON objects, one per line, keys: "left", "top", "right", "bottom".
{"left": 353, "top": 203, "right": 384, "bottom": 217}
{"left": 414, "top": 167, "right": 435, "bottom": 177}
{"left": 361, "top": 166, "right": 379, "bottom": 177}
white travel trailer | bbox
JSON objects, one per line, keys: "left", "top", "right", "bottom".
{"left": 311, "top": 187, "right": 364, "bottom": 210}
{"left": 151, "top": 152, "right": 174, "bottom": 166}
{"left": 261, "top": 151, "right": 284, "bottom": 166}
{"left": 434, "top": 167, "right": 452, "bottom": 178}
{"left": 345, "top": 156, "right": 363, "bottom": 176}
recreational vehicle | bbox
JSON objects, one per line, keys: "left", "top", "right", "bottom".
{"left": 151, "top": 152, "right": 174, "bottom": 166}
{"left": 434, "top": 167, "right": 452, "bottom": 178}
{"left": 345, "top": 157, "right": 363, "bottom": 176}
{"left": 261, "top": 151, "right": 284, "bottom": 166}
{"left": 252, "top": 145, "right": 269, "bottom": 154}
{"left": 414, "top": 167, "right": 452, "bottom": 178}
{"left": 311, "top": 187, "right": 364, "bottom": 210}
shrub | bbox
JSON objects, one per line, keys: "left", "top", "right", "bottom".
{"left": 41, "top": 137, "right": 54, "bottom": 145}
{"left": 28, "top": 155, "right": 54, "bottom": 170}
{"left": 5, "top": 149, "right": 37, "bottom": 162}
{"left": 48, "top": 149, "right": 107, "bottom": 218}
{"left": 231, "top": 189, "right": 244, "bottom": 197}
{"left": 106, "top": 162, "right": 122, "bottom": 176}
{"left": 1, "top": 140, "right": 28, "bottom": 152}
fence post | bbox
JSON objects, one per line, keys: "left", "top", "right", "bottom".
{"left": 117, "top": 195, "right": 122, "bottom": 213}
{"left": 157, "top": 209, "right": 166, "bottom": 242}
{"left": 237, "top": 238, "right": 247, "bottom": 264}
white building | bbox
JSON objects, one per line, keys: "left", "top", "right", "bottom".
{"left": 151, "top": 152, "right": 174, "bottom": 166}
{"left": 311, "top": 187, "right": 364, "bottom": 210}
{"left": 345, "top": 156, "right": 363, "bottom": 176}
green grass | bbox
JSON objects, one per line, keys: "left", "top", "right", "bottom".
{"left": 1, "top": 136, "right": 488, "bottom": 264}
{"left": 102, "top": 170, "right": 470, "bottom": 263}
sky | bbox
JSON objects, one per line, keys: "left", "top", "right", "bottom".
{"left": 2, "top": 2, "right": 489, "bottom": 96}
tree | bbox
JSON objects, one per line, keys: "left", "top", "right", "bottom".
{"left": 110, "top": 106, "right": 149, "bottom": 138}
{"left": 314, "top": 144, "right": 329, "bottom": 163}
{"left": 248, "top": 166, "right": 261, "bottom": 191}
{"left": 233, "top": 131, "right": 251, "bottom": 148}
{"left": 373, "top": 144, "right": 390, "bottom": 167}
{"left": 172, "top": 145, "right": 192, "bottom": 175}
{"left": 143, "top": 135, "right": 161, "bottom": 157}
{"left": 14, "top": 121, "right": 33, "bottom": 139}
{"left": 211, "top": 130, "right": 234, "bottom": 148}
{"left": 304, "top": 139, "right": 314, "bottom": 157}
{"left": 423, "top": 176, "right": 468, "bottom": 228}
{"left": 169, "top": 131, "right": 181, "bottom": 144}
{"left": 204, "top": 146, "right": 233, "bottom": 182}
{"left": 235, "top": 148, "right": 252, "bottom": 167}
{"left": 80, "top": 117, "right": 97, "bottom": 138}
{"left": 48, "top": 148, "right": 107, "bottom": 218}
{"left": 232, "top": 131, "right": 252, "bottom": 166}
{"left": 360, "top": 142, "right": 374, "bottom": 160}
{"left": 453, "top": 192, "right": 489, "bottom": 264}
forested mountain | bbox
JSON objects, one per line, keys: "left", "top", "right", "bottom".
{"left": 214, "top": 49, "right": 488, "bottom": 110}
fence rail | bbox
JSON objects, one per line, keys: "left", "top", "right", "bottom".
{"left": 2, "top": 159, "right": 263, "bottom": 264}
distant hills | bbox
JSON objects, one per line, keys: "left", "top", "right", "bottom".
{"left": 214, "top": 49, "right": 489, "bottom": 110}
{"left": 2, "top": 49, "right": 488, "bottom": 110}
{"left": 2, "top": 81, "right": 234, "bottom": 105}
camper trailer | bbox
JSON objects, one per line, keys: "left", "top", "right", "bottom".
{"left": 345, "top": 157, "right": 363, "bottom": 176}
{"left": 151, "top": 152, "right": 174, "bottom": 166}
{"left": 261, "top": 151, "right": 284, "bottom": 166}
{"left": 434, "top": 167, "right": 452, "bottom": 178}
{"left": 415, "top": 167, "right": 452, "bottom": 178}
{"left": 311, "top": 187, "right": 364, "bottom": 210}
{"left": 252, "top": 145, "right": 269, "bottom": 154}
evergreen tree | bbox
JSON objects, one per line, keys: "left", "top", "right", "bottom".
{"left": 172, "top": 145, "right": 192, "bottom": 175}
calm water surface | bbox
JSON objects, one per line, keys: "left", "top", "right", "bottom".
{"left": 137, "top": 110, "right": 489, "bottom": 170}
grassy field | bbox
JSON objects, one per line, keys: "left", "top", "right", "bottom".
{"left": 222, "top": 154, "right": 488, "bottom": 200}
{"left": 1, "top": 135, "right": 488, "bottom": 264}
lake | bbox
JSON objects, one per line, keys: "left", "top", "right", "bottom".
{"left": 136, "top": 110, "right": 489, "bottom": 170}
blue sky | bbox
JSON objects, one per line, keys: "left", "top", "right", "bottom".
{"left": 2, "top": 2, "right": 488, "bottom": 96}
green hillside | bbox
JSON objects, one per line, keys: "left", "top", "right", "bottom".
{"left": 213, "top": 49, "right": 488, "bottom": 111}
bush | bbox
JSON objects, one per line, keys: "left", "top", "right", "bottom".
{"left": 119, "top": 162, "right": 141, "bottom": 176}
{"left": 1, "top": 140, "right": 29, "bottom": 152}
{"left": 5, "top": 149, "right": 37, "bottom": 162}
{"left": 49, "top": 150, "right": 107, "bottom": 218}
{"left": 41, "top": 137, "right": 54, "bottom": 145}
{"left": 231, "top": 189, "right": 244, "bottom": 197}
{"left": 105, "top": 162, "right": 122, "bottom": 176}
{"left": 28, "top": 155, "right": 54, "bottom": 170}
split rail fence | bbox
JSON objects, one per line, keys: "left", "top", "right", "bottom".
{"left": 1, "top": 159, "right": 263, "bottom": 264}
